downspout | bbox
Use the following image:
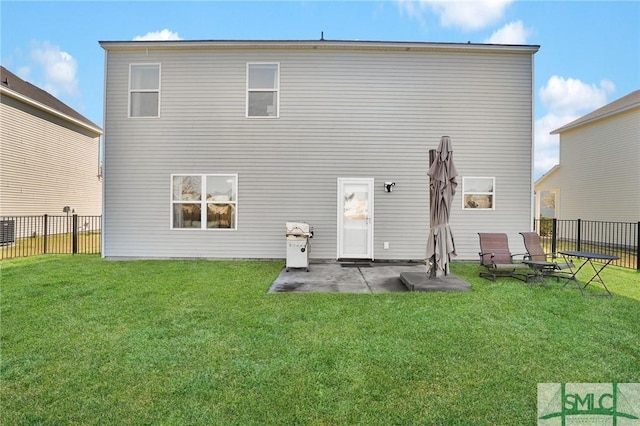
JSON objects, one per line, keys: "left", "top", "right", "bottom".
{"left": 101, "top": 47, "right": 108, "bottom": 258}
{"left": 530, "top": 50, "right": 537, "bottom": 231}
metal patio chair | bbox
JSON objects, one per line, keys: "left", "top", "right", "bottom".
{"left": 478, "top": 233, "right": 531, "bottom": 281}
{"left": 519, "top": 232, "right": 573, "bottom": 281}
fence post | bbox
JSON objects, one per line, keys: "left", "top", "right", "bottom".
{"left": 43, "top": 214, "right": 48, "bottom": 254}
{"left": 72, "top": 214, "right": 78, "bottom": 254}
{"left": 551, "top": 218, "right": 557, "bottom": 255}
{"left": 636, "top": 221, "right": 640, "bottom": 272}
{"left": 577, "top": 218, "right": 582, "bottom": 252}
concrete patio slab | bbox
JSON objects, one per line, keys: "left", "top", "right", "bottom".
{"left": 268, "top": 263, "right": 371, "bottom": 293}
{"left": 359, "top": 264, "right": 429, "bottom": 293}
{"left": 400, "top": 272, "right": 471, "bottom": 292}
{"left": 268, "top": 262, "right": 472, "bottom": 293}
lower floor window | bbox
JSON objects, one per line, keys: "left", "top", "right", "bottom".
{"left": 463, "top": 177, "right": 495, "bottom": 210}
{"left": 171, "top": 174, "right": 237, "bottom": 229}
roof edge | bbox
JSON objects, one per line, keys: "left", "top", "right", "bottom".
{"left": 534, "top": 164, "right": 560, "bottom": 186}
{"left": 99, "top": 39, "right": 540, "bottom": 54}
{"left": 551, "top": 90, "right": 640, "bottom": 135}
{"left": 550, "top": 103, "right": 640, "bottom": 134}
{"left": 1, "top": 85, "right": 103, "bottom": 136}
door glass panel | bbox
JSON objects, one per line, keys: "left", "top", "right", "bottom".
{"left": 342, "top": 183, "right": 370, "bottom": 257}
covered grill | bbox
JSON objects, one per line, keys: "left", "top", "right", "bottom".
{"left": 285, "top": 222, "right": 313, "bottom": 272}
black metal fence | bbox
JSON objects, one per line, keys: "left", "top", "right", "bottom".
{"left": 534, "top": 218, "right": 639, "bottom": 271}
{"left": 0, "top": 215, "right": 101, "bottom": 260}
{"left": 2, "top": 215, "right": 638, "bottom": 269}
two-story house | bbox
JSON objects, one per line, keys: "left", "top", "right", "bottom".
{"left": 535, "top": 90, "right": 640, "bottom": 222}
{"left": 100, "top": 39, "right": 539, "bottom": 261}
{"left": 1, "top": 66, "right": 103, "bottom": 218}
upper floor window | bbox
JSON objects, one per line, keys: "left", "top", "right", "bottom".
{"left": 463, "top": 177, "right": 495, "bottom": 210}
{"left": 129, "top": 64, "right": 160, "bottom": 118}
{"left": 246, "top": 63, "right": 279, "bottom": 118}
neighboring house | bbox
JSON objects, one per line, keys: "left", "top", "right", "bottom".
{"left": 0, "top": 66, "right": 103, "bottom": 218}
{"left": 534, "top": 164, "right": 561, "bottom": 219}
{"left": 535, "top": 90, "right": 640, "bottom": 222}
{"left": 100, "top": 39, "right": 539, "bottom": 261}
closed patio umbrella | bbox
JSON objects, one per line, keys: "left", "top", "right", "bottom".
{"left": 426, "top": 136, "right": 458, "bottom": 277}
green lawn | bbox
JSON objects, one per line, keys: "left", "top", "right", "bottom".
{"left": 1, "top": 256, "right": 638, "bottom": 425}
{"left": 0, "top": 231, "right": 101, "bottom": 259}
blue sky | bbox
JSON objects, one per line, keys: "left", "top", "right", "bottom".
{"left": 1, "top": 1, "right": 638, "bottom": 179}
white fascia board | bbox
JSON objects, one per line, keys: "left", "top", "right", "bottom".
{"left": 99, "top": 39, "right": 540, "bottom": 55}
{"left": 550, "top": 104, "right": 640, "bottom": 135}
{"left": 534, "top": 164, "right": 560, "bottom": 187}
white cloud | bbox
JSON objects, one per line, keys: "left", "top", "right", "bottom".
{"left": 398, "top": 0, "right": 513, "bottom": 31}
{"left": 540, "top": 76, "right": 615, "bottom": 115}
{"left": 484, "top": 20, "right": 532, "bottom": 44}
{"left": 432, "top": 0, "right": 513, "bottom": 30}
{"left": 29, "top": 41, "right": 79, "bottom": 97}
{"left": 534, "top": 76, "right": 616, "bottom": 179}
{"left": 133, "top": 29, "right": 182, "bottom": 41}
{"left": 396, "top": 0, "right": 430, "bottom": 26}
{"left": 534, "top": 112, "right": 576, "bottom": 179}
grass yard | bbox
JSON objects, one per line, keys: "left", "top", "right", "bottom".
{"left": 1, "top": 256, "right": 638, "bottom": 425}
{"left": 0, "top": 231, "right": 101, "bottom": 260}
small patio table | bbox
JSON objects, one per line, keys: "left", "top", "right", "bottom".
{"left": 558, "top": 250, "right": 619, "bottom": 297}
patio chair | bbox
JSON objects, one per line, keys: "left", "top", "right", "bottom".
{"left": 519, "top": 232, "right": 573, "bottom": 280}
{"left": 478, "top": 233, "right": 531, "bottom": 281}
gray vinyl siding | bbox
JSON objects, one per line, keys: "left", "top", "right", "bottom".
{"left": 558, "top": 108, "right": 640, "bottom": 222}
{"left": 0, "top": 95, "right": 102, "bottom": 217}
{"left": 102, "top": 44, "right": 535, "bottom": 260}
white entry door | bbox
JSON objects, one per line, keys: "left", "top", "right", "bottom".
{"left": 337, "top": 178, "right": 374, "bottom": 259}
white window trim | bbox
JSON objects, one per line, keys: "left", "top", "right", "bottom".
{"left": 462, "top": 176, "right": 496, "bottom": 210}
{"left": 170, "top": 174, "right": 238, "bottom": 230}
{"left": 246, "top": 62, "right": 280, "bottom": 118}
{"left": 128, "top": 63, "right": 161, "bottom": 118}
